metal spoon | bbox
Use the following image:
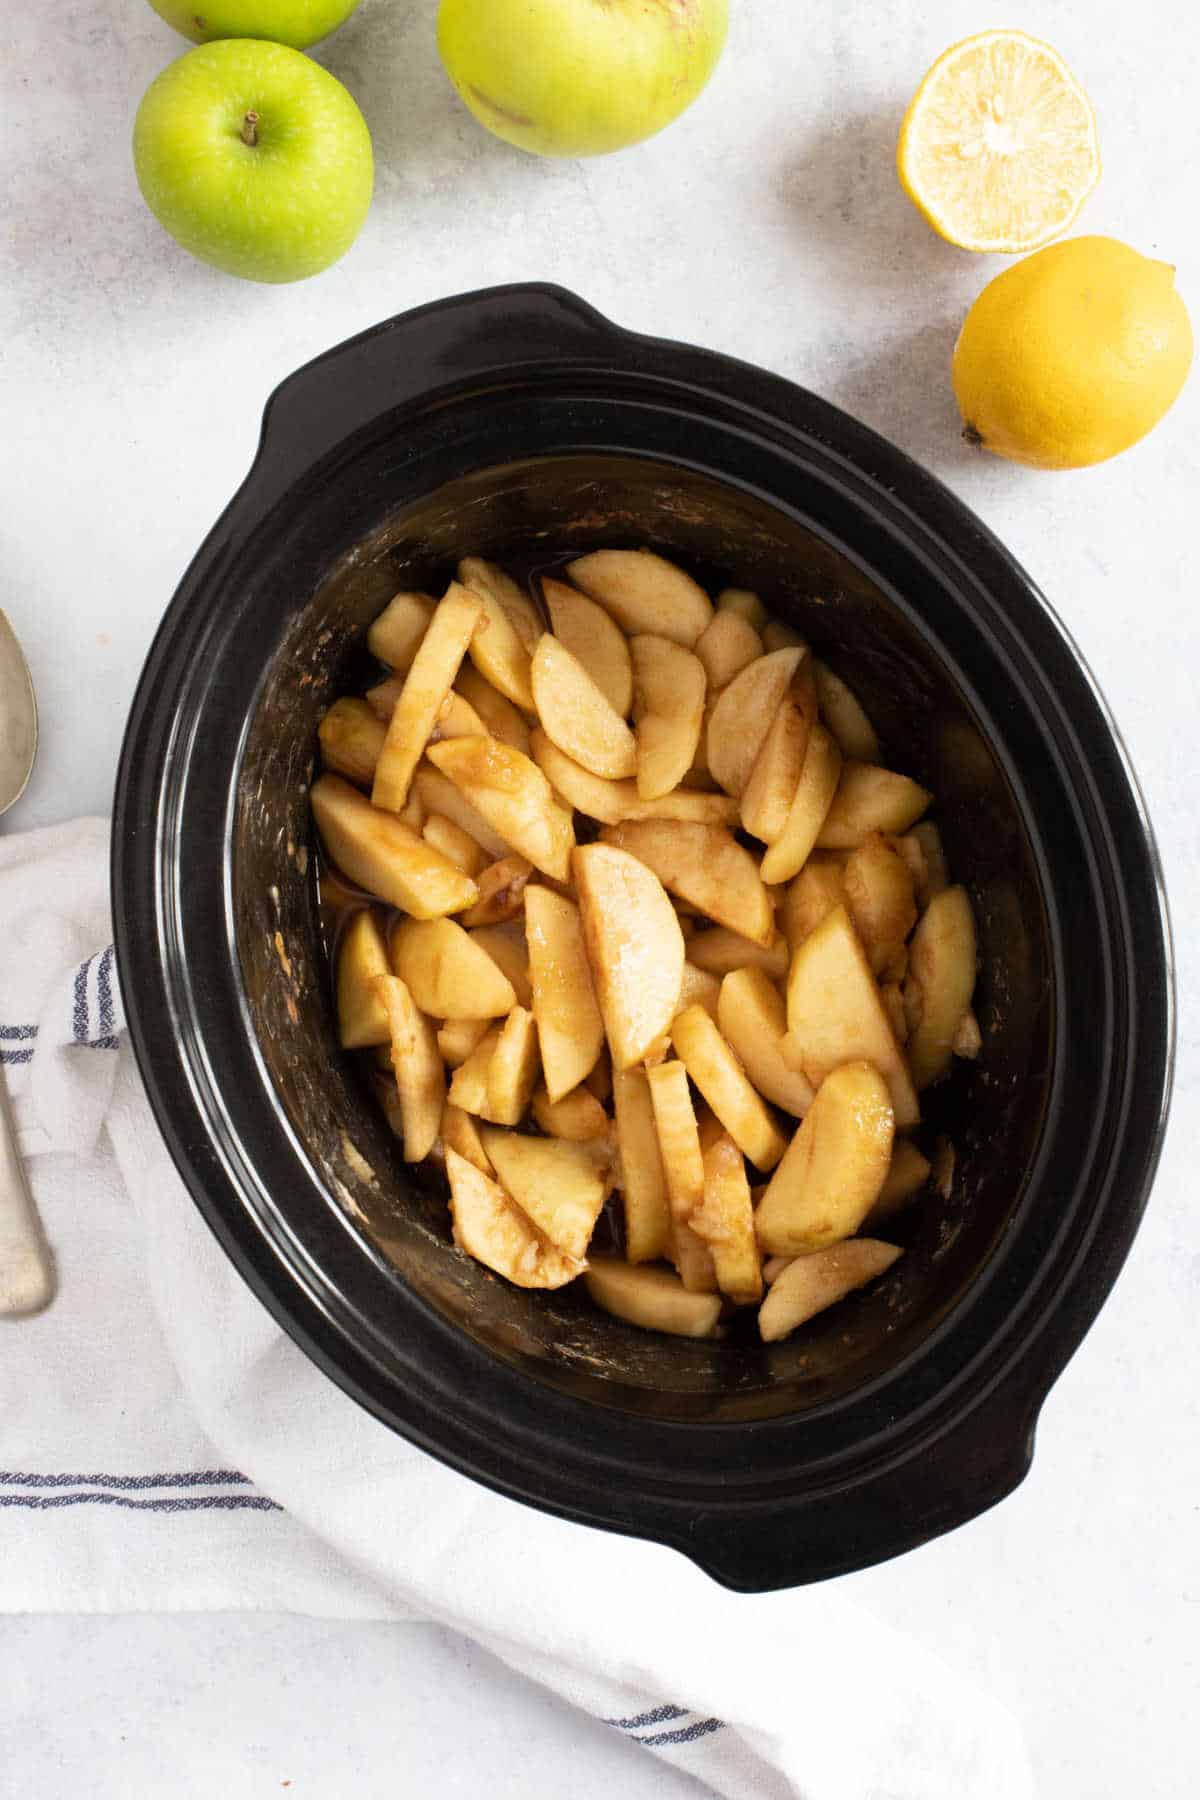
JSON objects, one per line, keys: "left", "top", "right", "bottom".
{"left": 0, "top": 608, "right": 53, "bottom": 1315}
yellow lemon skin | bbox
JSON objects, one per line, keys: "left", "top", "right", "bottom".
{"left": 953, "top": 237, "right": 1193, "bottom": 469}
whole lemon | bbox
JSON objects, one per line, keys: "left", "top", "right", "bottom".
{"left": 953, "top": 237, "right": 1193, "bottom": 469}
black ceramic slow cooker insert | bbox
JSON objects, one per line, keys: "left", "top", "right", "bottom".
{"left": 113, "top": 285, "right": 1173, "bottom": 1591}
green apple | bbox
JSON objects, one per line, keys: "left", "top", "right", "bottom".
{"left": 146, "top": 0, "right": 362, "bottom": 53}
{"left": 133, "top": 40, "right": 373, "bottom": 284}
{"left": 437, "top": 0, "right": 729, "bottom": 157}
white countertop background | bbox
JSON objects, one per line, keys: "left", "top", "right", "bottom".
{"left": 3, "top": 0, "right": 1199, "bottom": 1794}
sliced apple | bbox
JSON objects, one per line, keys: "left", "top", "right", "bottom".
{"left": 694, "top": 1131, "right": 763, "bottom": 1304}
{"left": 479, "top": 1128, "right": 609, "bottom": 1262}
{"left": 374, "top": 974, "right": 445, "bottom": 1162}
{"left": 758, "top": 1239, "right": 901, "bottom": 1342}
{"left": 780, "top": 857, "right": 846, "bottom": 952}
{"left": 389, "top": 917, "right": 516, "bottom": 1020}
{"left": 740, "top": 663, "right": 818, "bottom": 844}
{"left": 422, "top": 813, "right": 486, "bottom": 878}
{"left": 816, "top": 761, "right": 931, "bottom": 850}
{"left": 531, "top": 633, "right": 638, "bottom": 779}
{"left": 437, "top": 1016, "right": 492, "bottom": 1068}
{"left": 954, "top": 1008, "right": 982, "bottom": 1059}
{"left": 542, "top": 576, "right": 633, "bottom": 717}
{"left": 371, "top": 583, "right": 484, "bottom": 812}
{"left": 426, "top": 735, "right": 575, "bottom": 882}
{"left": 413, "top": 766, "right": 509, "bottom": 861}
{"left": 364, "top": 674, "right": 405, "bottom": 722}
{"left": 311, "top": 775, "right": 479, "bottom": 919}
{"left": 454, "top": 664, "right": 532, "bottom": 754}
{"left": 905, "top": 885, "right": 977, "bottom": 1089}
{"left": 762, "top": 620, "right": 807, "bottom": 653}
{"left": 670, "top": 1004, "right": 787, "bottom": 1172}
{"left": 610, "top": 1066, "right": 670, "bottom": 1262}
{"left": 529, "top": 731, "right": 737, "bottom": 826}
{"left": 864, "top": 1138, "right": 931, "bottom": 1227}
{"left": 483, "top": 1006, "right": 541, "bottom": 1125}
{"left": 456, "top": 561, "right": 535, "bottom": 708}
{"left": 366, "top": 590, "right": 435, "bottom": 671}
{"left": 717, "top": 967, "right": 814, "bottom": 1117}
{"left": 440, "top": 1102, "right": 493, "bottom": 1175}
{"left": 754, "top": 1061, "right": 894, "bottom": 1256}
{"left": 427, "top": 691, "right": 486, "bottom": 744}
{"left": 524, "top": 885, "right": 605, "bottom": 1102}
{"left": 572, "top": 844, "right": 685, "bottom": 1071}
{"left": 716, "top": 587, "right": 768, "bottom": 631}
{"left": 676, "top": 961, "right": 722, "bottom": 1023}
{"left": 601, "top": 820, "right": 774, "bottom": 949}
{"left": 446, "top": 1148, "right": 583, "bottom": 1290}
{"left": 706, "top": 646, "right": 805, "bottom": 796}
{"left": 585, "top": 1053, "right": 613, "bottom": 1105}
{"left": 336, "top": 909, "right": 391, "bottom": 1048}
{"left": 446, "top": 1024, "right": 502, "bottom": 1115}
{"left": 630, "top": 635, "right": 707, "bottom": 800}
{"left": 694, "top": 609, "right": 763, "bottom": 690}
{"left": 584, "top": 1258, "right": 722, "bottom": 1338}
{"left": 646, "top": 1059, "right": 717, "bottom": 1292}
{"left": 758, "top": 724, "right": 842, "bottom": 884}
{"left": 686, "top": 927, "right": 788, "bottom": 984}
{"left": 532, "top": 1083, "right": 610, "bottom": 1142}
{"left": 843, "top": 832, "right": 917, "bottom": 977}
{"left": 469, "top": 919, "right": 533, "bottom": 1009}
{"left": 566, "top": 549, "right": 712, "bottom": 647}
{"left": 812, "top": 660, "right": 880, "bottom": 762}
{"left": 880, "top": 980, "right": 908, "bottom": 1045}
{"left": 457, "top": 556, "right": 542, "bottom": 655}
{"left": 907, "top": 821, "right": 949, "bottom": 909}
{"left": 318, "top": 698, "right": 387, "bottom": 788}
{"left": 459, "top": 855, "right": 534, "bottom": 928}
{"left": 783, "top": 905, "right": 919, "bottom": 1128}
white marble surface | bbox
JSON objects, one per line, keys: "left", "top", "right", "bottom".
{"left": 3, "top": 1, "right": 1199, "bottom": 1795}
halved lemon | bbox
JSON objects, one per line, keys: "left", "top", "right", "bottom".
{"left": 898, "top": 30, "right": 1100, "bottom": 253}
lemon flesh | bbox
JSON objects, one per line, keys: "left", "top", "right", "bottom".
{"left": 898, "top": 30, "right": 1099, "bottom": 254}
{"left": 953, "top": 236, "right": 1193, "bottom": 469}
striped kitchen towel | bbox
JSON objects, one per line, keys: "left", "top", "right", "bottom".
{"left": 1, "top": 818, "right": 1034, "bottom": 1800}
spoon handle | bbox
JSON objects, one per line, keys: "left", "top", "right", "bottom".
{"left": 0, "top": 1071, "right": 54, "bottom": 1315}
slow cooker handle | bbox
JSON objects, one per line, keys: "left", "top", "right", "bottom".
{"left": 250, "top": 283, "right": 624, "bottom": 504}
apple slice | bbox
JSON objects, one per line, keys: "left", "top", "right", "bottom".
{"left": 469, "top": 920, "right": 533, "bottom": 1010}
{"left": 754, "top": 1061, "right": 894, "bottom": 1256}
{"left": 371, "top": 583, "right": 483, "bottom": 812}
{"left": 440, "top": 1101, "right": 493, "bottom": 1175}
{"left": 366, "top": 591, "right": 435, "bottom": 672}
{"left": 426, "top": 735, "right": 575, "bottom": 881}
{"left": 531, "top": 633, "right": 638, "bottom": 779}
{"left": 422, "top": 813, "right": 486, "bottom": 877}
{"left": 694, "top": 609, "right": 763, "bottom": 689}
{"left": 905, "top": 885, "right": 977, "bottom": 1089}
{"left": 446, "top": 1024, "right": 501, "bottom": 1116}
{"left": 446, "top": 1148, "right": 583, "bottom": 1290}
{"left": 600, "top": 820, "right": 774, "bottom": 949}
{"left": 864, "top": 1138, "right": 931, "bottom": 1227}
{"left": 453, "top": 664, "right": 532, "bottom": 754}
{"left": 686, "top": 926, "right": 788, "bottom": 981}
{"left": 459, "top": 854, "right": 534, "bottom": 927}
{"left": 311, "top": 775, "right": 479, "bottom": 918}
{"left": 483, "top": 1006, "right": 541, "bottom": 1125}
{"left": 717, "top": 967, "right": 814, "bottom": 1117}
{"left": 706, "top": 646, "right": 805, "bottom": 797}
{"left": 758, "top": 724, "right": 843, "bottom": 884}
{"left": 389, "top": 917, "right": 516, "bottom": 1020}
{"left": 436, "top": 1017, "right": 492, "bottom": 1068}
{"left": 630, "top": 635, "right": 707, "bottom": 800}
{"left": 523, "top": 885, "right": 605, "bottom": 1102}
{"left": 784, "top": 904, "right": 919, "bottom": 1127}
{"left": 336, "top": 909, "right": 391, "bottom": 1048}
{"left": 429, "top": 691, "right": 487, "bottom": 743}
{"left": 585, "top": 1053, "right": 612, "bottom": 1105}
{"left": 572, "top": 844, "right": 685, "bottom": 1071}
{"left": 880, "top": 980, "right": 909, "bottom": 1045}
{"left": 843, "top": 833, "right": 917, "bottom": 977}
{"left": 676, "top": 962, "right": 722, "bottom": 1023}
{"left": 566, "top": 549, "right": 713, "bottom": 647}
{"left": 532, "top": 1083, "right": 610, "bottom": 1142}
{"left": 319, "top": 698, "right": 387, "bottom": 788}
{"left": 374, "top": 974, "right": 445, "bottom": 1162}
{"left": 364, "top": 674, "right": 404, "bottom": 722}
{"left": 816, "top": 762, "right": 931, "bottom": 850}
{"left": 813, "top": 660, "right": 880, "bottom": 762}
{"left": 529, "top": 730, "right": 736, "bottom": 826}
{"left": 479, "top": 1128, "right": 609, "bottom": 1262}
{"left": 717, "top": 587, "right": 768, "bottom": 630}
{"left": 780, "top": 857, "right": 845, "bottom": 952}
{"left": 542, "top": 576, "right": 633, "bottom": 717}
{"left": 456, "top": 560, "right": 536, "bottom": 708}
{"left": 758, "top": 1239, "right": 902, "bottom": 1342}
{"left": 610, "top": 1065, "right": 670, "bottom": 1262}
{"left": 740, "top": 662, "right": 818, "bottom": 843}
{"left": 694, "top": 1131, "right": 763, "bottom": 1304}
{"left": 907, "top": 821, "right": 949, "bottom": 908}
{"left": 458, "top": 557, "right": 542, "bottom": 654}
{"left": 670, "top": 1004, "right": 788, "bottom": 1172}
{"left": 584, "top": 1258, "right": 722, "bottom": 1338}
{"left": 413, "top": 766, "right": 510, "bottom": 861}
{"left": 646, "top": 1059, "right": 717, "bottom": 1292}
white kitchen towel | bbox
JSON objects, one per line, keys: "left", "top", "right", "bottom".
{"left": 1, "top": 819, "right": 1034, "bottom": 1800}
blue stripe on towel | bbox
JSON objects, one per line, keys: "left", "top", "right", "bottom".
{"left": 0, "top": 1491, "right": 282, "bottom": 1514}
{"left": 97, "top": 944, "right": 115, "bottom": 1035}
{"left": 1, "top": 1046, "right": 33, "bottom": 1065}
{"left": 0, "top": 1023, "right": 37, "bottom": 1039}
{"left": 638, "top": 1717, "right": 726, "bottom": 1747}
{"left": 72, "top": 954, "right": 93, "bottom": 1042}
{"left": 604, "top": 1705, "right": 689, "bottom": 1729}
{"left": 0, "top": 1470, "right": 252, "bottom": 1490}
